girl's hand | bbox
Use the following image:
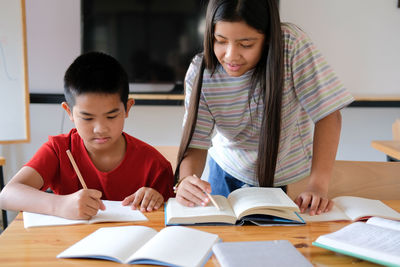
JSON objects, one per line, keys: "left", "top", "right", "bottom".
{"left": 58, "top": 189, "right": 105, "bottom": 220}
{"left": 175, "top": 175, "right": 211, "bottom": 207}
{"left": 122, "top": 187, "right": 164, "bottom": 212}
{"left": 294, "top": 185, "right": 333, "bottom": 216}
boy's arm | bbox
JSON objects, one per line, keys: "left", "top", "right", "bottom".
{"left": 294, "top": 110, "right": 341, "bottom": 215}
{"left": 0, "top": 166, "right": 104, "bottom": 219}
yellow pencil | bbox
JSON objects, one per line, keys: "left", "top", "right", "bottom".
{"left": 193, "top": 174, "right": 221, "bottom": 210}
{"left": 66, "top": 149, "right": 88, "bottom": 189}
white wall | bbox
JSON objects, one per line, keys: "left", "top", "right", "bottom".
{"left": 280, "top": 0, "right": 400, "bottom": 98}
{"left": 1, "top": 0, "right": 399, "bottom": 223}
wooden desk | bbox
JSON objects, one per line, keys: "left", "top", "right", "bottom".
{"left": 0, "top": 200, "right": 399, "bottom": 267}
{"left": 371, "top": 140, "right": 400, "bottom": 161}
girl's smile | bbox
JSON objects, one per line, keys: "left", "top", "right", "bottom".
{"left": 213, "top": 20, "right": 265, "bottom": 77}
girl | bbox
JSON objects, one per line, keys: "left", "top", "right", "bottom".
{"left": 174, "top": 0, "right": 353, "bottom": 216}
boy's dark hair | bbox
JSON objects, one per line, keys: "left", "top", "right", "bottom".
{"left": 175, "top": 0, "right": 284, "bottom": 187}
{"left": 64, "top": 51, "right": 129, "bottom": 109}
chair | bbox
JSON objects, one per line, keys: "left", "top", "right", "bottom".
{"left": 287, "top": 160, "right": 400, "bottom": 200}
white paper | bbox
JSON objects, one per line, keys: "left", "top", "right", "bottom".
{"left": 23, "top": 200, "right": 147, "bottom": 228}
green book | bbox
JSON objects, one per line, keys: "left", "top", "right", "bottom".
{"left": 313, "top": 217, "right": 400, "bottom": 267}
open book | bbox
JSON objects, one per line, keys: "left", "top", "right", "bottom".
{"left": 301, "top": 196, "right": 400, "bottom": 222}
{"left": 165, "top": 187, "right": 304, "bottom": 225}
{"left": 57, "top": 225, "right": 220, "bottom": 267}
{"left": 23, "top": 200, "right": 147, "bottom": 228}
{"left": 313, "top": 217, "right": 400, "bottom": 266}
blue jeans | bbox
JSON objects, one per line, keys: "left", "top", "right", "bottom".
{"left": 207, "top": 157, "right": 287, "bottom": 196}
{"left": 207, "top": 157, "right": 251, "bottom": 197}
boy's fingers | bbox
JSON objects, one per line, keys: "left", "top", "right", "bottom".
{"left": 132, "top": 190, "right": 144, "bottom": 209}
{"left": 87, "top": 189, "right": 102, "bottom": 199}
{"left": 153, "top": 197, "right": 163, "bottom": 210}
{"left": 122, "top": 195, "right": 134, "bottom": 206}
{"left": 98, "top": 199, "right": 106, "bottom": 210}
{"left": 140, "top": 192, "right": 152, "bottom": 211}
{"left": 146, "top": 197, "right": 158, "bottom": 211}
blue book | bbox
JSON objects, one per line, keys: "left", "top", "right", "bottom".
{"left": 165, "top": 187, "right": 305, "bottom": 226}
{"left": 57, "top": 225, "right": 220, "bottom": 267}
{"left": 212, "top": 240, "right": 312, "bottom": 267}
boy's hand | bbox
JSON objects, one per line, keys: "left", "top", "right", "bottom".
{"left": 58, "top": 189, "right": 105, "bottom": 220}
{"left": 122, "top": 187, "right": 164, "bottom": 212}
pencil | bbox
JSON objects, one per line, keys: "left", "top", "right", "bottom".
{"left": 66, "top": 149, "right": 88, "bottom": 189}
{"left": 193, "top": 174, "right": 221, "bottom": 210}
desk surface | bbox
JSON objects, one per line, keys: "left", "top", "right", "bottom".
{"left": 371, "top": 140, "right": 400, "bottom": 160}
{"left": 0, "top": 200, "right": 399, "bottom": 267}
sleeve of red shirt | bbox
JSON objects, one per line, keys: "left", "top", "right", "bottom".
{"left": 24, "top": 138, "right": 61, "bottom": 191}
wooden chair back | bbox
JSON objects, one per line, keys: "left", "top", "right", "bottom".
{"left": 287, "top": 160, "right": 400, "bottom": 200}
{"left": 155, "top": 146, "right": 179, "bottom": 170}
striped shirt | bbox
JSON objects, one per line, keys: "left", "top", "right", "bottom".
{"left": 183, "top": 23, "right": 354, "bottom": 186}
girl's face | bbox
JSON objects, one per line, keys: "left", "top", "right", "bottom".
{"left": 213, "top": 20, "right": 265, "bottom": 77}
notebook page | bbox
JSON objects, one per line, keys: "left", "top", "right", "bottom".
{"left": 57, "top": 226, "right": 157, "bottom": 263}
{"left": 90, "top": 200, "right": 148, "bottom": 223}
{"left": 127, "top": 226, "right": 220, "bottom": 267}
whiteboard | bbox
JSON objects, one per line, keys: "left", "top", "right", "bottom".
{"left": 0, "top": 0, "right": 30, "bottom": 143}
{"left": 280, "top": 0, "right": 400, "bottom": 100}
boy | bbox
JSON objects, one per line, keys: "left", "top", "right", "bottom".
{"left": 0, "top": 52, "right": 174, "bottom": 219}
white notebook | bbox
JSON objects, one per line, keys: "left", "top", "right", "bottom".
{"left": 57, "top": 225, "right": 220, "bottom": 267}
{"left": 23, "top": 200, "right": 147, "bottom": 228}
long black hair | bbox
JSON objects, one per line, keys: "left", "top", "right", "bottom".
{"left": 175, "top": 0, "right": 284, "bottom": 187}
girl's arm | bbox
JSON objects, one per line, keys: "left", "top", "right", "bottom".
{"left": 294, "top": 110, "right": 342, "bottom": 215}
{"left": 175, "top": 147, "right": 211, "bottom": 207}
{"left": 0, "top": 166, "right": 105, "bottom": 219}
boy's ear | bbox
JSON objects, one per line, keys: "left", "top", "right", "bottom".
{"left": 125, "top": 98, "right": 135, "bottom": 118}
{"left": 61, "top": 102, "right": 74, "bottom": 121}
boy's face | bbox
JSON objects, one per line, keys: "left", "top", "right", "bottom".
{"left": 62, "top": 93, "right": 134, "bottom": 154}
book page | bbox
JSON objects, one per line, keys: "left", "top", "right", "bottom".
{"left": 314, "top": 222, "right": 400, "bottom": 265}
{"left": 90, "top": 200, "right": 148, "bottom": 223}
{"left": 127, "top": 226, "right": 220, "bottom": 267}
{"left": 165, "top": 197, "right": 237, "bottom": 224}
{"left": 227, "top": 187, "right": 299, "bottom": 219}
{"left": 300, "top": 203, "right": 350, "bottom": 222}
{"left": 367, "top": 217, "right": 400, "bottom": 231}
{"left": 23, "top": 200, "right": 147, "bottom": 228}
{"left": 334, "top": 196, "right": 400, "bottom": 221}
{"left": 57, "top": 226, "right": 157, "bottom": 263}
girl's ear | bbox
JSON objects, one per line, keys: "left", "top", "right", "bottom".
{"left": 124, "top": 98, "right": 135, "bottom": 118}
{"left": 61, "top": 102, "right": 74, "bottom": 121}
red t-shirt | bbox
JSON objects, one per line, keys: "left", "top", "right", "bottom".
{"left": 25, "top": 129, "right": 174, "bottom": 200}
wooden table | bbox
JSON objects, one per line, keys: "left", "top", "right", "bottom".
{"left": 371, "top": 140, "right": 400, "bottom": 161}
{"left": 0, "top": 201, "right": 399, "bottom": 267}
